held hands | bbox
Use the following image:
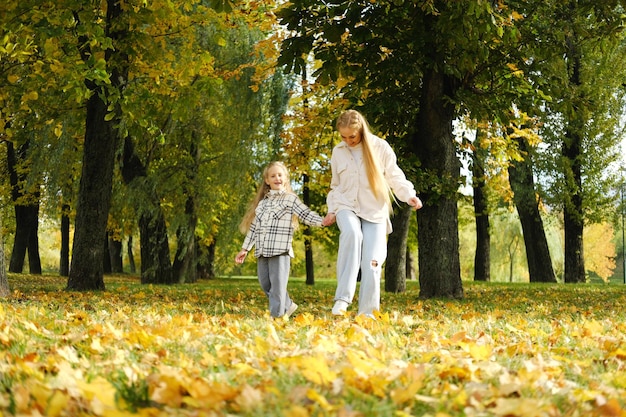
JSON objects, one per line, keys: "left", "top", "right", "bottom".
{"left": 322, "top": 213, "right": 336, "bottom": 227}
{"left": 321, "top": 198, "right": 421, "bottom": 227}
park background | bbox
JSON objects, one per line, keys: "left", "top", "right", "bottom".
{"left": 3, "top": 1, "right": 626, "bottom": 415}
{"left": 2, "top": 0, "right": 626, "bottom": 294}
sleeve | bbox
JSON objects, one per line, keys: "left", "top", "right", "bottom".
{"left": 241, "top": 218, "right": 257, "bottom": 251}
{"left": 380, "top": 140, "right": 417, "bottom": 203}
{"left": 326, "top": 148, "right": 341, "bottom": 214}
{"left": 292, "top": 195, "right": 324, "bottom": 227}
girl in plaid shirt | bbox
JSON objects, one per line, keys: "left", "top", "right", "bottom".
{"left": 235, "top": 161, "right": 324, "bottom": 319}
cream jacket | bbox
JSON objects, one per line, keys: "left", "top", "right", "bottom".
{"left": 326, "top": 135, "right": 417, "bottom": 234}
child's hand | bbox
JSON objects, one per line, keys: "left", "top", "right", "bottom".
{"left": 322, "top": 213, "right": 336, "bottom": 226}
{"left": 235, "top": 250, "right": 248, "bottom": 264}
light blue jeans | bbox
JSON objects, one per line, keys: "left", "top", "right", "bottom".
{"left": 257, "top": 254, "right": 294, "bottom": 318}
{"left": 334, "top": 210, "right": 387, "bottom": 315}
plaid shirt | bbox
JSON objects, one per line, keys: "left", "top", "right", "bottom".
{"left": 242, "top": 190, "right": 324, "bottom": 258}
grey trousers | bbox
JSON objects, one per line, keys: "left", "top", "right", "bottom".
{"left": 257, "top": 253, "right": 293, "bottom": 318}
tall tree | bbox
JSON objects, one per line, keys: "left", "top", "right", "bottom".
{"left": 472, "top": 128, "right": 491, "bottom": 282}
{"left": 172, "top": 138, "right": 200, "bottom": 284}
{"left": 513, "top": 0, "right": 626, "bottom": 283}
{"left": 413, "top": 64, "right": 463, "bottom": 298}
{"left": 67, "top": 0, "right": 129, "bottom": 291}
{"left": 6, "top": 140, "right": 42, "bottom": 274}
{"left": 121, "top": 136, "right": 174, "bottom": 284}
{"left": 0, "top": 217, "right": 8, "bottom": 297}
{"left": 507, "top": 124, "right": 557, "bottom": 283}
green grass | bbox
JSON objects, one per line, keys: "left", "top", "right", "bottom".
{"left": 2, "top": 273, "right": 626, "bottom": 416}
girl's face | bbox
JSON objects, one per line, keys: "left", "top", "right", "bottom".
{"left": 339, "top": 126, "right": 362, "bottom": 147}
{"left": 265, "top": 165, "right": 287, "bottom": 191}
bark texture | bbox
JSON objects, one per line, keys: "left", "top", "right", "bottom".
{"left": 508, "top": 135, "right": 557, "bottom": 283}
{"left": 385, "top": 205, "right": 412, "bottom": 293}
{"left": 563, "top": 28, "right": 586, "bottom": 283}
{"left": 7, "top": 140, "right": 42, "bottom": 274}
{"left": 67, "top": 0, "right": 128, "bottom": 290}
{"left": 121, "top": 136, "right": 174, "bottom": 284}
{"left": 413, "top": 68, "right": 464, "bottom": 299}
{"left": 472, "top": 128, "right": 490, "bottom": 282}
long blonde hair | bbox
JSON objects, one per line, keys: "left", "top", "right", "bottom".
{"left": 336, "top": 110, "right": 392, "bottom": 209}
{"left": 239, "top": 161, "right": 298, "bottom": 233}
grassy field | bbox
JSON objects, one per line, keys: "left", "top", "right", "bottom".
{"left": 1, "top": 274, "right": 626, "bottom": 416}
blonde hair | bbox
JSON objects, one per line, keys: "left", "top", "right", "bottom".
{"left": 239, "top": 161, "right": 298, "bottom": 233}
{"left": 336, "top": 110, "right": 392, "bottom": 209}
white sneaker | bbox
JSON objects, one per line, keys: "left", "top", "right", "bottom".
{"left": 285, "top": 303, "right": 298, "bottom": 319}
{"left": 332, "top": 300, "right": 348, "bottom": 315}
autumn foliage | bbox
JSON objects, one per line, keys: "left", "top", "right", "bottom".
{"left": 1, "top": 275, "right": 626, "bottom": 416}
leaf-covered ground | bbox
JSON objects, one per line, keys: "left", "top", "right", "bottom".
{"left": 1, "top": 274, "right": 626, "bottom": 417}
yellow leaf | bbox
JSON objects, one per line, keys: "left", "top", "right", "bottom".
{"left": 23, "top": 91, "right": 38, "bottom": 101}
{"left": 283, "top": 405, "right": 309, "bottom": 417}
{"left": 47, "top": 390, "right": 70, "bottom": 417}
{"left": 54, "top": 124, "right": 63, "bottom": 138}
{"left": 306, "top": 389, "right": 333, "bottom": 411}
{"left": 346, "top": 349, "right": 386, "bottom": 377}
{"left": 491, "top": 398, "right": 547, "bottom": 417}
{"left": 390, "top": 364, "right": 425, "bottom": 404}
{"left": 7, "top": 74, "right": 19, "bottom": 83}
{"left": 234, "top": 384, "right": 264, "bottom": 412}
{"left": 77, "top": 377, "right": 118, "bottom": 414}
{"left": 297, "top": 355, "right": 337, "bottom": 386}
{"left": 595, "top": 398, "right": 626, "bottom": 416}
{"left": 29, "top": 382, "right": 52, "bottom": 412}
{"left": 511, "top": 11, "right": 524, "bottom": 20}
{"left": 438, "top": 365, "right": 471, "bottom": 381}
{"left": 582, "top": 320, "right": 604, "bottom": 337}
{"left": 233, "top": 362, "right": 261, "bottom": 377}
{"left": 609, "top": 348, "right": 626, "bottom": 360}
{"left": 148, "top": 371, "right": 185, "bottom": 407}
{"left": 469, "top": 342, "right": 492, "bottom": 360}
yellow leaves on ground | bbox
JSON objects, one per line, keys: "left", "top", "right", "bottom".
{"left": 1, "top": 277, "right": 626, "bottom": 416}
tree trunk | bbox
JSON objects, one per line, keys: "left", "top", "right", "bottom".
{"left": 127, "top": 235, "right": 136, "bottom": 274}
{"left": 173, "top": 139, "right": 200, "bottom": 283}
{"left": 27, "top": 224, "right": 41, "bottom": 274}
{"left": 302, "top": 173, "right": 315, "bottom": 285}
{"left": 139, "top": 211, "right": 173, "bottom": 284}
{"left": 508, "top": 134, "right": 557, "bottom": 283}
{"left": 197, "top": 238, "right": 216, "bottom": 280}
{"left": 60, "top": 203, "right": 70, "bottom": 276}
{"left": 7, "top": 141, "right": 42, "bottom": 274}
{"left": 413, "top": 68, "right": 464, "bottom": 299}
{"left": 108, "top": 236, "right": 123, "bottom": 273}
{"left": 406, "top": 247, "right": 416, "bottom": 281}
{"left": 385, "top": 205, "right": 412, "bottom": 293}
{"left": 103, "top": 234, "right": 112, "bottom": 274}
{"left": 173, "top": 196, "right": 198, "bottom": 283}
{"left": 67, "top": 88, "right": 115, "bottom": 291}
{"left": 121, "top": 136, "right": 173, "bottom": 284}
{"left": 563, "top": 29, "right": 586, "bottom": 284}
{"left": 0, "top": 218, "right": 9, "bottom": 297}
{"left": 67, "top": 0, "right": 127, "bottom": 291}
{"left": 9, "top": 204, "right": 41, "bottom": 274}
{"left": 472, "top": 128, "right": 490, "bottom": 282}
